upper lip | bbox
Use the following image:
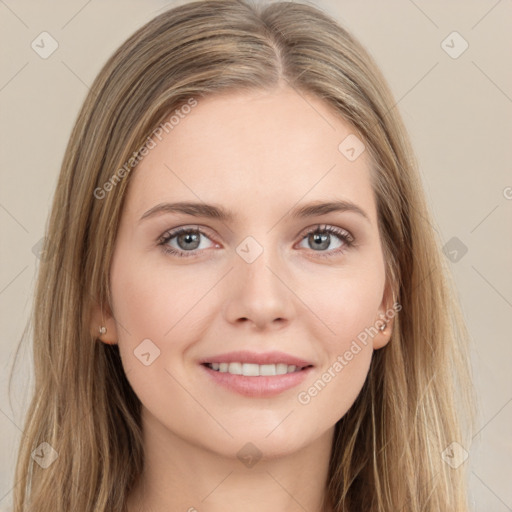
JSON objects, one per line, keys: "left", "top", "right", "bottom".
{"left": 199, "top": 350, "right": 314, "bottom": 368}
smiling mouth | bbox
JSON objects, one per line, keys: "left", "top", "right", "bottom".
{"left": 202, "top": 362, "right": 312, "bottom": 376}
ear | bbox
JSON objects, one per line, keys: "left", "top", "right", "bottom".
{"left": 373, "top": 279, "right": 398, "bottom": 350}
{"left": 89, "top": 299, "right": 119, "bottom": 345}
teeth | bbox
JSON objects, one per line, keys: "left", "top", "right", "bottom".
{"left": 207, "top": 362, "right": 303, "bottom": 376}
{"left": 276, "top": 363, "right": 289, "bottom": 375}
{"left": 243, "top": 363, "right": 260, "bottom": 376}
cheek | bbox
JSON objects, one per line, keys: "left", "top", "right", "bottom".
{"left": 110, "top": 250, "right": 192, "bottom": 336}
{"left": 296, "top": 261, "right": 384, "bottom": 422}
{"left": 109, "top": 253, "right": 200, "bottom": 405}
{"left": 109, "top": 252, "right": 219, "bottom": 363}
{"left": 303, "top": 264, "right": 385, "bottom": 347}
{"left": 296, "top": 344, "right": 373, "bottom": 433}
{"left": 110, "top": 255, "right": 165, "bottom": 336}
{"left": 295, "top": 275, "right": 380, "bottom": 423}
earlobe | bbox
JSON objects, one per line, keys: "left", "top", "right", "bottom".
{"left": 373, "top": 317, "right": 393, "bottom": 350}
{"left": 373, "top": 280, "right": 398, "bottom": 350}
{"left": 89, "top": 301, "right": 119, "bottom": 345}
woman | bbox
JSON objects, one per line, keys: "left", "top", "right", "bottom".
{"left": 10, "top": 0, "right": 477, "bottom": 510}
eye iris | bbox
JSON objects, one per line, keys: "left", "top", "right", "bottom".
{"left": 178, "top": 231, "right": 200, "bottom": 250}
{"left": 310, "top": 232, "right": 329, "bottom": 251}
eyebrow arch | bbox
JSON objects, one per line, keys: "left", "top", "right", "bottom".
{"left": 138, "top": 200, "right": 371, "bottom": 224}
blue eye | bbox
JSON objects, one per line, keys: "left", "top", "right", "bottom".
{"left": 157, "top": 224, "right": 355, "bottom": 259}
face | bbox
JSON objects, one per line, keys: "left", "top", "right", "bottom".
{"left": 93, "top": 86, "right": 394, "bottom": 458}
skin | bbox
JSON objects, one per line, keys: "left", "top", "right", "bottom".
{"left": 91, "top": 85, "right": 394, "bottom": 512}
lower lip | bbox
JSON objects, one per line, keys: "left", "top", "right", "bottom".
{"left": 200, "top": 364, "right": 313, "bottom": 398}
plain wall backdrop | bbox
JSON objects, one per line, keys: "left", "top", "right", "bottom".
{"left": 1, "top": 0, "right": 511, "bottom": 510}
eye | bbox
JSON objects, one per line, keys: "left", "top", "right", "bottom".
{"left": 296, "top": 224, "right": 355, "bottom": 258}
{"left": 157, "top": 226, "right": 218, "bottom": 258}
{"left": 157, "top": 224, "right": 355, "bottom": 259}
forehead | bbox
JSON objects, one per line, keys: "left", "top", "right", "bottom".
{"left": 125, "top": 87, "right": 377, "bottom": 225}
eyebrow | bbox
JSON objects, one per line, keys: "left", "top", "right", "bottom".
{"left": 138, "top": 200, "right": 371, "bottom": 224}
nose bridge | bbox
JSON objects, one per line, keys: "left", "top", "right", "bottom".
{"left": 238, "top": 234, "right": 283, "bottom": 297}
{"left": 225, "top": 233, "right": 294, "bottom": 328}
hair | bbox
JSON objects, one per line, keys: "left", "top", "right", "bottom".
{"left": 9, "top": 0, "right": 478, "bottom": 511}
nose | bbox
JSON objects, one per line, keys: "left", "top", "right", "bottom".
{"left": 223, "top": 244, "right": 295, "bottom": 331}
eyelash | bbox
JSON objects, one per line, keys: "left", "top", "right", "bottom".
{"left": 157, "top": 224, "right": 355, "bottom": 259}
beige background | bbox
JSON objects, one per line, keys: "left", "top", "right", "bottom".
{"left": 1, "top": 0, "right": 511, "bottom": 510}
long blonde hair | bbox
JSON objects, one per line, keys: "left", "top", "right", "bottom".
{"left": 9, "top": 1, "right": 477, "bottom": 510}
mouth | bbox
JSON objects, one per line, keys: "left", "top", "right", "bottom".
{"left": 199, "top": 360, "right": 314, "bottom": 398}
{"left": 202, "top": 362, "right": 312, "bottom": 376}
